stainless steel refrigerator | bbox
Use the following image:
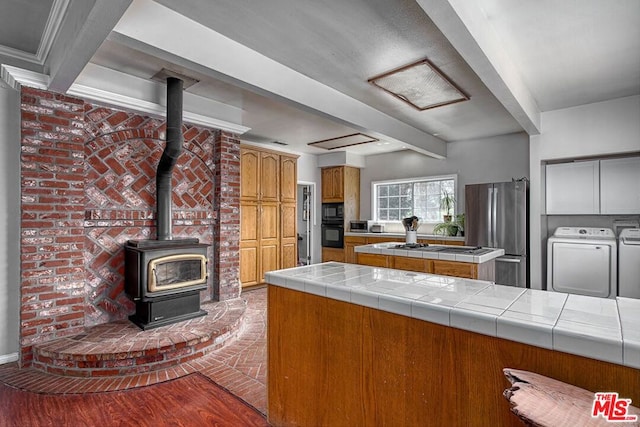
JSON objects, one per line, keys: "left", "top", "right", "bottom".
{"left": 465, "top": 180, "right": 529, "bottom": 288}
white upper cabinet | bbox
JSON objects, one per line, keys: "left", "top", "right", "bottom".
{"left": 600, "top": 156, "right": 640, "bottom": 214}
{"left": 546, "top": 160, "right": 600, "bottom": 214}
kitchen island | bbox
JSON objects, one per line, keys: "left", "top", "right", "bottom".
{"left": 354, "top": 241, "right": 504, "bottom": 280}
{"left": 265, "top": 262, "right": 640, "bottom": 426}
{"left": 326, "top": 232, "right": 465, "bottom": 264}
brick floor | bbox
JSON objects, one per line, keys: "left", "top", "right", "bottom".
{"left": 0, "top": 287, "right": 268, "bottom": 414}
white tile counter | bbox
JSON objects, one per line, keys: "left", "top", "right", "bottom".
{"left": 354, "top": 241, "right": 505, "bottom": 263}
{"left": 265, "top": 262, "right": 640, "bottom": 369}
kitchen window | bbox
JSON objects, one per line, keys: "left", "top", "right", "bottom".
{"left": 372, "top": 175, "right": 456, "bottom": 223}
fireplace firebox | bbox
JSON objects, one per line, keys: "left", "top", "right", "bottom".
{"left": 125, "top": 238, "right": 209, "bottom": 330}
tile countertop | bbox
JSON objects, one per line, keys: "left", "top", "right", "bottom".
{"left": 344, "top": 232, "right": 465, "bottom": 241}
{"left": 265, "top": 262, "right": 640, "bottom": 370}
{"left": 354, "top": 242, "right": 505, "bottom": 264}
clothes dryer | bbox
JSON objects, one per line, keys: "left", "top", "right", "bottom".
{"left": 547, "top": 227, "right": 617, "bottom": 298}
{"left": 619, "top": 228, "right": 640, "bottom": 299}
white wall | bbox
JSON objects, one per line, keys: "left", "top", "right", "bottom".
{"left": 0, "top": 86, "right": 21, "bottom": 363}
{"left": 529, "top": 95, "right": 640, "bottom": 289}
{"left": 296, "top": 153, "right": 322, "bottom": 264}
{"left": 360, "top": 132, "right": 530, "bottom": 225}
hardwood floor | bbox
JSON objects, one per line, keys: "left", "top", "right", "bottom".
{"left": 0, "top": 288, "right": 269, "bottom": 426}
{"left": 0, "top": 373, "right": 268, "bottom": 427}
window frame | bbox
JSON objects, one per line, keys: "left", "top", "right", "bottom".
{"left": 370, "top": 174, "right": 458, "bottom": 224}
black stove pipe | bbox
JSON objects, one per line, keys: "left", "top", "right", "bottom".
{"left": 156, "top": 77, "right": 183, "bottom": 240}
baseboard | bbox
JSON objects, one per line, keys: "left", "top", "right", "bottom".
{"left": 0, "top": 352, "right": 19, "bottom": 365}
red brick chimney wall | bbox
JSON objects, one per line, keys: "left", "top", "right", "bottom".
{"left": 212, "top": 133, "right": 241, "bottom": 301}
{"left": 19, "top": 86, "right": 240, "bottom": 365}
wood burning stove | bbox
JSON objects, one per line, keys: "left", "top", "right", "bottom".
{"left": 124, "top": 75, "right": 211, "bottom": 330}
{"left": 125, "top": 238, "right": 209, "bottom": 330}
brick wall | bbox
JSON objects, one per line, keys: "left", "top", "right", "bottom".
{"left": 19, "top": 86, "right": 240, "bottom": 365}
{"left": 212, "top": 132, "right": 241, "bottom": 301}
{"left": 20, "top": 88, "right": 86, "bottom": 365}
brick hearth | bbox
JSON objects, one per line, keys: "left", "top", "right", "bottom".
{"left": 31, "top": 297, "right": 246, "bottom": 377}
{"left": 19, "top": 86, "right": 241, "bottom": 366}
{"left": 0, "top": 288, "right": 267, "bottom": 413}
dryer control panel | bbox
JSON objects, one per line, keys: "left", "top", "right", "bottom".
{"left": 553, "top": 227, "right": 615, "bottom": 239}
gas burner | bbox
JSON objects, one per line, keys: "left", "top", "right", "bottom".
{"left": 394, "top": 243, "right": 429, "bottom": 249}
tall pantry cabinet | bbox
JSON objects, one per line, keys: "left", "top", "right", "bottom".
{"left": 321, "top": 166, "right": 360, "bottom": 262}
{"left": 240, "top": 146, "right": 298, "bottom": 287}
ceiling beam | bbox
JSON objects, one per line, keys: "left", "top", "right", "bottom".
{"left": 417, "top": 0, "right": 541, "bottom": 135}
{"left": 70, "top": 63, "right": 250, "bottom": 134}
{"left": 46, "top": 0, "right": 132, "bottom": 93}
{"left": 112, "top": 0, "right": 447, "bottom": 158}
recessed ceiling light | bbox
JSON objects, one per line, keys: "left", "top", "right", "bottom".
{"left": 307, "top": 133, "right": 378, "bottom": 150}
{"left": 368, "top": 58, "right": 469, "bottom": 110}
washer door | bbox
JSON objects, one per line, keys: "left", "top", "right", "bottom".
{"left": 551, "top": 242, "right": 611, "bottom": 297}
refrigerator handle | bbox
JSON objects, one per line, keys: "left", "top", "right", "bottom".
{"left": 487, "top": 187, "right": 493, "bottom": 247}
{"left": 492, "top": 187, "right": 498, "bottom": 248}
{"left": 496, "top": 257, "right": 521, "bottom": 263}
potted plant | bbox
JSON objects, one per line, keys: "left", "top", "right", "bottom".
{"left": 432, "top": 221, "right": 456, "bottom": 237}
{"left": 441, "top": 191, "right": 456, "bottom": 222}
{"left": 455, "top": 213, "right": 465, "bottom": 237}
{"left": 433, "top": 213, "right": 465, "bottom": 237}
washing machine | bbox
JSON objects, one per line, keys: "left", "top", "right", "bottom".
{"left": 547, "top": 227, "right": 617, "bottom": 298}
{"left": 619, "top": 228, "right": 640, "bottom": 299}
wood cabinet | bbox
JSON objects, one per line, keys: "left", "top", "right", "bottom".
{"left": 344, "top": 236, "right": 367, "bottom": 263}
{"left": 420, "top": 238, "right": 464, "bottom": 246}
{"left": 259, "top": 202, "right": 280, "bottom": 282}
{"left": 321, "top": 166, "right": 359, "bottom": 205}
{"left": 260, "top": 152, "right": 280, "bottom": 202}
{"left": 321, "top": 165, "right": 360, "bottom": 262}
{"left": 281, "top": 203, "right": 298, "bottom": 269}
{"left": 240, "top": 149, "right": 260, "bottom": 200}
{"left": 280, "top": 156, "right": 297, "bottom": 204}
{"left": 268, "top": 286, "right": 639, "bottom": 427}
{"left": 356, "top": 253, "right": 390, "bottom": 268}
{"left": 322, "top": 247, "right": 345, "bottom": 262}
{"left": 392, "top": 256, "right": 428, "bottom": 273}
{"left": 240, "top": 146, "right": 298, "bottom": 287}
{"left": 240, "top": 202, "right": 260, "bottom": 286}
{"left": 352, "top": 249, "right": 495, "bottom": 280}
{"left": 321, "top": 167, "right": 344, "bottom": 202}
{"left": 431, "top": 260, "right": 476, "bottom": 279}
{"left": 344, "top": 235, "right": 465, "bottom": 247}
{"left": 343, "top": 235, "right": 464, "bottom": 270}
{"left": 431, "top": 259, "right": 495, "bottom": 281}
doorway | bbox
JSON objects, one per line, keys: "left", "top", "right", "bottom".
{"left": 297, "top": 183, "right": 314, "bottom": 266}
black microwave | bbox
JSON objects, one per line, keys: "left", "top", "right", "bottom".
{"left": 322, "top": 203, "right": 344, "bottom": 223}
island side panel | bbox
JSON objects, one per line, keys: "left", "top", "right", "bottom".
{"left": 267, "top": 286, "right": 640, "bottom": 427}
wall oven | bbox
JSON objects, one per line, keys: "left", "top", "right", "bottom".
{"left": 321, "top": 223, "right": 344, "bottom": 248}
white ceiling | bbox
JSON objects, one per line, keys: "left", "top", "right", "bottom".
{"left": 1, "top": 0, "right": 638, "bottom": 157}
